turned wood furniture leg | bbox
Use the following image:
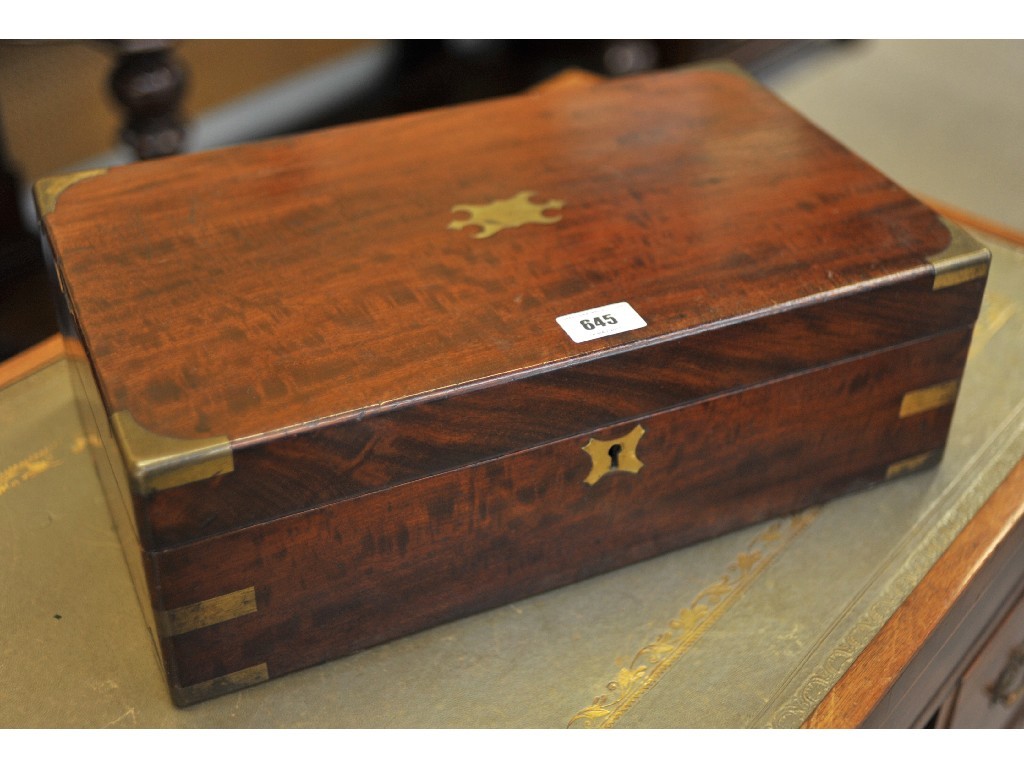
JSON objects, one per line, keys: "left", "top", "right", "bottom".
{"left": 107, "top": 41, "right": 188, "bottom": 160}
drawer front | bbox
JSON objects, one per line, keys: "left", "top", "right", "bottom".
{"left": 148, "top": 329, "right": 971, "bottom": 704}
{"left": 951, "top": 588, "right": 1024, "bottom": 728}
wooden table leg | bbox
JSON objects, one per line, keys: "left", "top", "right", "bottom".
{"left": 107, "top": 40, "right": 188, "bottom": 160}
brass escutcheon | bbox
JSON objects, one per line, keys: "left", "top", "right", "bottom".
{"left": 582, "top": 425, "right": 645, "bottom": 486}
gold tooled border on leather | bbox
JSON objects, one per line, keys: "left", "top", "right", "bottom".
{"left": 769, "top": 394, "right": 1024, "bottom": 728}
{"left": 568, "top": 509, "right": 818, "bottom": 728}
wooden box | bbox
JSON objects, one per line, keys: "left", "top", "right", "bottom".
{"left": 35, "top": 66, "right": 989, "bottom": 705}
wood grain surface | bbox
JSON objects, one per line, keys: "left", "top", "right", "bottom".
{"left": 40, "top": 67, "right": 970, "bottom": 547}
{"left": 145, "top": 328, "right": 970, "bottom": 696}
{"left": 136, "top": 271, "right": 983, "bottom": 548}
{"left": 44, "top": 68, "right": 949, "bottom": 447}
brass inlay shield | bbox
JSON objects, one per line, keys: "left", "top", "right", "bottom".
{"left": 157, "top": 586, "right": 257, "bottom": 638}
{"left": 927, "top": 219, "right": 991, "bottom": 290}
{"left": 172, "top": 663, "right": 269, "bottom": 707}
{"left": 899, "top": 380, "right": 960, "bottom": 418}
{"left": 582, "top": 425, "right": 645, "bottom": 486}
{"left": 448, "top": 190, "right": 563, "bottom": 239}
{"left": 885, "top": 450, "right": 942, "bottom": 480}
{"left": 110, "top": 410, "right": 233, "bottom": 495}
{"left": 33, "top": 168, "right": 108, "bottom": 218}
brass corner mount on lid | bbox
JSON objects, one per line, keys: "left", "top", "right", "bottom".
{"left": 110, "top": 410, "right": 233, "bottom": 496}
{"left": 928, "top": 218, "right": 991, "bottom": 290}
{"left": 34, "top": 168, "right": 108, "bottom": 218}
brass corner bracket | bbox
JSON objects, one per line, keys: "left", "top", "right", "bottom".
{"left": 110, "top": 410, "right": 233, "bottom": 496}
{"left": 33, "top": 168, "right": 108, "bottom": 218}
{"left": 927, "top": 218, "right": 991, "bottom": 290}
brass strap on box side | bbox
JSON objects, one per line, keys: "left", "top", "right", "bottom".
{"left": 899, "top": 380, "right": 960, "bottom": 418}
{"left": 885, "top": 449, "right": 942, "bottom": 480}
{"left": 691, "top": 58, "right": 759, "bottom": 81}
{"left": 110, "top": 410, "right": 233, "bottom": 496}
{"left": 33, "top": 168, "right": 108, "bottom": 218}
{"left": 156, "top": 586, "right": 258, "bottom": 638}
{"left": 928, "top": 219, "right": 991, "bottom": 290}
{"left": 171, "top": 663, "right": 270, "bottom": 707}
{"left": 568, "top": 509, "right": 819, "bottom": 728}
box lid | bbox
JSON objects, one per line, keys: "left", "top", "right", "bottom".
{"left": 37, "top": 66, "right": 986, "bottom": 549}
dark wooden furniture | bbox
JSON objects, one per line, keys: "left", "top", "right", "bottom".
{"left": 36, "top": 67, "right": 989, "bottom": 705}
{"left": 0, "top": 113, "right": 58, "bottom": 360}
{"left": 105, "top": 41, "right": 188, "bottom": 160}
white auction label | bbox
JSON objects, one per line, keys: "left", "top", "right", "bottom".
{"left": 556, "top": 301, "right": 647, "bottom": 343}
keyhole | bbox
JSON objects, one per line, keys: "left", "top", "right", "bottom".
{"left": 608, "top": 443, "right": 623, "bottom": 469}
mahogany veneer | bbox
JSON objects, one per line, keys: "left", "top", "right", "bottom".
{"left": 36, "top": 66, "right": 989, "bottom": 704}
